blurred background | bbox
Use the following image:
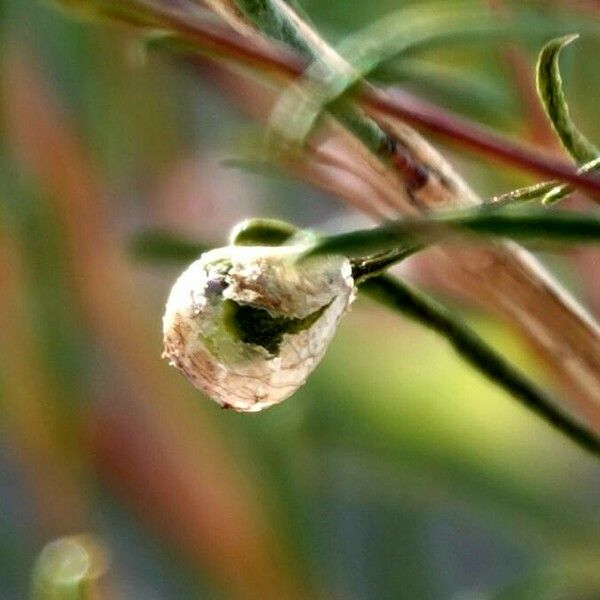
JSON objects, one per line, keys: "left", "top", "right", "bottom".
{"left": 1, "top": 0, "right": 600, "bottom": 598}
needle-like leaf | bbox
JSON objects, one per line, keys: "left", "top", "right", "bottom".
{"left": 362, "top": 275, "right": 600, "bottom": 458}
{"left": 129, "top": 230, "right": 208, "bottom": 264}
{"left": 305, "top": 209, "right": 600, "bottom": 259}
{"left": 269, "top": 4, "right": 598, "bottom": 147}
{"left": 537, "top": 35, "right": 599, "bottom": 165}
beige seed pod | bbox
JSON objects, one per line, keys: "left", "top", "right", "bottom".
{"left": 162, "top": 244, "right": 355, "bottom": 412}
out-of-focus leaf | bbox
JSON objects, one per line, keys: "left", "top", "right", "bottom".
{"left": 305, "top": 312, "right": 600, "bottom": 550}
{"left": 270, "top": 3, "right": 499, "bottom": 145}
{"left": 535, "top": 35, "right": 600, "bottom": 205}
{"left": 305, "top": 209, "right": 600, "bottom": 260}
{"left": 536, "top": 34, "right": 599, "bottom": 164}
{"left": 129, "top": 230, "right": 208, "bottom": 264}
{"left": 5, "top": 44, "right": 312, "bottom": 600}
{"left": 30, "top": 535, "right": 109, "bottom": 600}
{"left": 50, "top": 0, "right": 163, "bottom": 27}
{"left": 269, "top": 2, "right": 598, "bottom": 146}
{"left": 493, "top": 563, "right": 600, "bottom": 599}
{"left": 337, "top": 4, "right": 598, "bottom": 69}
{"left": 370, "top": 59, "right": 513, "bottom": 120}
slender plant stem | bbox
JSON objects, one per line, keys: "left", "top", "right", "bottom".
{"left": 365, "top": 89, "right": 600, "bottom": 198}
{"left": 351, "top": 246, "right": 423, "bottom": 283}
{"left": 134, "top": 4, "right": 600, "bottom": 196}
{"left": 361, "top": 274, "right": 600, "bottom": 458}
{"left": 80, "top": 0, "right": 600, "bottom": 196}
{"left": 306, "top": 209, "right": 600, "bottom": 260}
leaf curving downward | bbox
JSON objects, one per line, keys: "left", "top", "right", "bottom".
{"left": 536, "top": 35, "right": 599, "bottom": 164}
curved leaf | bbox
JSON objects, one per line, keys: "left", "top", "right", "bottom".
{"left": 536, "top": 35, "right": 599, "bottom": 164}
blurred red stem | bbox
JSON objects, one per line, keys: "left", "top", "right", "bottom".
{"left": 154, "top": 6, "right": 600, "bottom": 196}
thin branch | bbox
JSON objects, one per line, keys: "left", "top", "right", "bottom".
{"left": 307, "top": 209, "right": 600, "bottom": 260}
{"left": 95, "top": 2, "right": 600, "bottom": 196}
{"left": 365, "top": 89, "right": 600, "bottom": 199}
{"left": 362, "top": 274, "right": 600, "bottom": 458}
{"left": 54, "top": 0, "right": 600, "bottom": 428}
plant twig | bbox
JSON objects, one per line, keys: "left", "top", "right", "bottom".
{"left": 365, "top": 89, "right": 600, "bottom": 198}
{"left": 308, "top": 209, "right": 600, "bottom": 260}
{"left": 54, "top": 0, "right": 600, "bottom": 428}
{"left": 362, "top": 274, "right": 600, "bottom": 458}
{"left": 487, "top": 157, "right": 600, "bottom": 208}
{"left": 62, "top": 0, "right": 600, "bottom": 194}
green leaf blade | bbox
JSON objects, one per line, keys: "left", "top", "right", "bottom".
{"left": 536, "top": 34, "right": 599, "bottom": 164}
{"left": 305, "top": 210, "right": 600, "bottom": 260}
{"left": 129, "top": 230, "right": 209, "bottom": 264}
{"left": 362, "top": 275, "right": 600, "bottom": 458}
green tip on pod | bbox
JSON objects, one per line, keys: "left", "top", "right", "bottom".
{"left": 229, "top": 218, "right": 299, "bottom": 246}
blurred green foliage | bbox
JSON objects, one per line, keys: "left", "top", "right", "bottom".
{"left": 1, "top": 0, "right": 600, "bottom": 599}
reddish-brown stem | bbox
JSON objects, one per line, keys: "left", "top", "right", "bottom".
{"left": 365, "top": 89, "right": 600, "bottom": 196}
{"left": 152, "top": 6, "right": 600, "bottom": 196}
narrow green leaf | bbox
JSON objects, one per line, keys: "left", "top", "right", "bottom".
{"left": 129, "top": 230, "right": 208, "bottom": 264}
{"left": 233, "top": 0, "right": 313, "bottom": 57}
{"left": 268, "top": 3, "right": 598, "bottom": 147}
{"left": 536, "top": 35, "right": 599, "bottom": 164}
{"left": 362, "top": 275, "right": 600, "bottom": 458}
{"left": 305, "top": 209, "right": 600, "bottom": 260}
{"left": 488, "top": 158, "right": 600, "bottom": 208}
{"left": 50, "top": 0, "right": 165, "bottom": 28}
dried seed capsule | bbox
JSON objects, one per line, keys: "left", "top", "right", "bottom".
{"left": 162, "top": 244, "right": 355, "bottom": 412}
